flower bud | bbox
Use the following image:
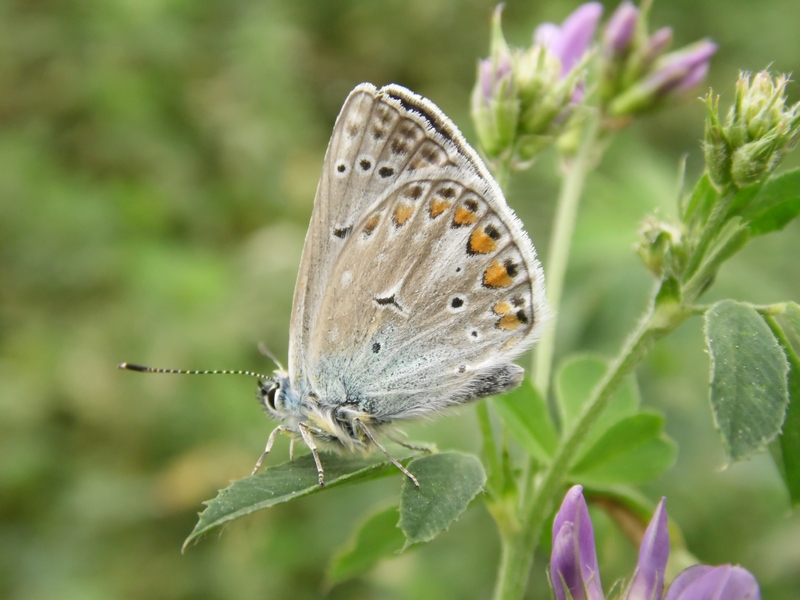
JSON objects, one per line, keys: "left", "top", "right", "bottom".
{"left": 603, "top": 1, "right": 639, "bottom": 57}
{"left": 599, "top": 1, "right": 715, "bottom": 123}
{"left": 470, "top": 6, "right": 520, "bottom": 159}
{"left": 626, "top": 498, "right": 669, "bottom": 600}
{"left": 550, "top": 486, "right": 604, "bottom": 600}
{"left": 704, "top": 71, "right": 800, "bottom": 189}
{"left": 608, "top": 40, "right": 717, "bottom": 116}
{"left": 636, "top": 216, "right": 686, "bottom": 277}
{"left": 471, "top": 3, "right": 602, "bottom": 165}
{"left": 641, "top": 27, "right": 673, "bottom": 68}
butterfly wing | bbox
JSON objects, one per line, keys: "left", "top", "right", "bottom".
{"left": 289, "top": 83, "right": 478, "bottom": 386}
{"left": 289, "top": 84, "right": 546, "bottom": 419}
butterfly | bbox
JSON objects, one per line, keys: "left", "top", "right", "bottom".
{"left": 122, "top": 83, "right": 546, "bottom": 487}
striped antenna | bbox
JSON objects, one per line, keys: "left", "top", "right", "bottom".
{"left": 118, "top": 362, "right": 271, "bottom": 380}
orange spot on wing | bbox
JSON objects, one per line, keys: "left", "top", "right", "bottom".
{"left": 493, "top": 301, "right": 511, "bottom": 315}
{"left": 453, "top": 206, "right": 478, "bottom": 226}
{"left": 393, "top": 204, "right": 414, "bottom": 226}
{"left": 469, "top": 228, "right": 498, "bottom": 254}
{"left": 429, "top": 198, "right": 451, "bottom": 218}
{"left": 497, "top": 314, "right": 523, "bottom": 330}
{"left": 363, "top": 214, "right": 380, "bottom": 236}
{"left": 483, "top": 260, "right": 513, "bottom": 288}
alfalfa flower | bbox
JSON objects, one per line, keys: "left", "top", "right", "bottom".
{"left": 471, "top": 4, "right": 602, "bottom": 165}
{"left": 471, "top": 6, "right": 519, "bottom": 159}
{"left": 600, "top": 1, "right": 716, "bottom": 122}
{"left": 549, "top": 486, "right": 762, "bottom": 600}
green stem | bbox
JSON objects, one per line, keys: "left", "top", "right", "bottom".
{"left": 494, "top": 152, "right": 513, "bottom": 191}
{"left": 682, "top": 186, "right": 735, "bottom": 282}
{"left": 533, "top": 111, "right": 601, "bottom": 397}
{"left": 476, "top": 401, "right": 503, "bottom": 497}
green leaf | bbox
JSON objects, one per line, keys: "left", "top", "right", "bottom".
{"left": 704, "top": 300, "right": 790, "bottom": 462}
{"left": 740, "top": 169, "right": 800, "bottom": 236}
{"left": 493, "top": 378, "right": 557, "bottom": 461}
{"left": 682, "top": 173, "right": 719, "bottom": 225}
{"left": 555, "top": 355, "right": 640, "bottom": 459}
{"left": 398, "top": 452, "right": 486, "bottom": 548}
{"left": 184, "top": 452, "right": 413, "bottom": 550}
{"left": 726, "top": 179, "right": 764, "bottom": 217}
{"left": 325, "top": 505, "right": 405, "bottom": 587}
{"left": 569, "top": 413, "right": 677, "bottom": 486}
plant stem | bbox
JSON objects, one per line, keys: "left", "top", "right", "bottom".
{"left": 533, "top": 112, "right": 601, "bottom": 397}
{"left": 682, "top": 187, "right": 735, "bottom": 281}
{"left": 476, "top": 401, "right": 503, "bottom": 496}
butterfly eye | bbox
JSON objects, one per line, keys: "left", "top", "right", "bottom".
{"left": 262, "top": 383, "right": 280, "bottom": 413}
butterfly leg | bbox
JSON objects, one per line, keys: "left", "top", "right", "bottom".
{"left": 289, "top": 437, "right": 295, "bottom": 460}
{"left": 252, "top": 424, "right": 289, "bottom": 475}
{"left": 356, "top": 420, "right": 420, "bottom": 489}
{"left": 385, "top": 432, "right": 434, "bottom": 454}
{"left": 297, "top": 422, "right": 325, "bottom": 486}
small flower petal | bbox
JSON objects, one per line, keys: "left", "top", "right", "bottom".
{"left": 676, "top": 61, "right": 710, "bottom": 92}
{"left": 649, "top": 40, "right": 717, "bottom": 96}
{"left": 664, "top": 564, "right": 761, "bottom": 600}
{"left": 643, "top": 27, "right": 674, "bottom": 65}
{"left": 534, "top": 22, "right": 561, "bottom": 48}
{"left": 551, "top": 2, "right": 604, "bottom": 74}
{"left": 551, "top": 486, "right": 604, "bottom": 600}
{"left": 603, "top": 1, "right": 639, "bottom": 56}
{"left": 627, "top": 498, "right": 669, "bottom": 600}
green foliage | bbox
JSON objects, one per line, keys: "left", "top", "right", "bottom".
{"left": 326, "top": 506, "right": 405, "bottom": 587}
{"left": 184, "top": 452, "right": 415, "bottom": 549}
{"left": 569, "top": 413, "right": 677, "bottom": 486}
{"left": 556, "top": 356, "right": 640, "bottom": 457}
{"left": 493, "top": 379, "right": 557, "bottom": 461}
{"left": 398, "top": 453, "right": 487, "bottom": 548}
{"left": 738, "top": 169, "right": 800, "bottom": 236}
{"left": 552, "top": 356, "right": 675, "bottom": 486}
{"left": 704, "top": 301, "right": 790, "bottom": 462}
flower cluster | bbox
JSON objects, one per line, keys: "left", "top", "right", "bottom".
{"left": 704, "top": 71, "right": 800, "bottom": 189}
{"left": 550, "top": 486, "right": 761, "bottom": 600}
{"left": 471, "top": 2, "right": 717, "bottom": 165}
{"left": 599, "top": 1, "right": 716, "bottom": 123}
{"left": 471, "top": 4, "right": 602, "bottom": 164}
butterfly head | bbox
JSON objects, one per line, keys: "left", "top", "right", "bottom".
{"left": 257, "top": 373, "right": 373, "bottom": 452}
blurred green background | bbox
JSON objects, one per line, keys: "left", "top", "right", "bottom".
{"left": 2, "top": 0, "right": 799, "bottom": 598}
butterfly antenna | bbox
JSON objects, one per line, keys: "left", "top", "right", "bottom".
{"left": 258, "top": 342, "right": 285, "bottom": 371}
{"left": 118, "top": 362, "right": 271, "bottom": 380}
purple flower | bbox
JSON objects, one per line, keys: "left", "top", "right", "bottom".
{"left": 603, "top": 1, "right": 639, "bottom": 56}
{"left": 470, "top": 5, "right": 520, "bottom": 158}
{"left": 477, "top": 54, "right": 513, "bottom": 103}
{"left": 643, "top": 27, "right": 674, "bottom": 66}
{"left": 549, "top": 487, "right": 762, "bottom": 600}
{"left": 627, "top": 497, "right": 669, "bottom": 600}
{"left": 534, "top": 3, "right": 604, "bottom": 76}
{"left": 646, "top": 40, "right": 718, "bottom": 96}
{"left": 551, "top": 486, "right": 604, "bottom": 600}
{"left": 663, "top": 565, "right": 761, "bottom": 600}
